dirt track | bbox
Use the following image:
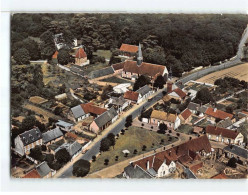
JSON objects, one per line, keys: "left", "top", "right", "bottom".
{"left": 197, "top": 63, "right": 248, "bottom": 84}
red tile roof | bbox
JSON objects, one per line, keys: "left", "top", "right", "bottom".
{"left": 189, "top": 161, "right": 203, "bottom": 174}
{"left": 66, "top": 132, "right": 78, "bottom": 139}
{"left": 242, "top": 110, "right": 248, "bottom": 115}
{"left": 180, "top": 108, "right": 192, "bottom": 120}
{"left": 206, "top": 125, "right": 239, "bottom": 139}
{"left": 112, "top": 62, "right": 125, "bottom": 71}
{"left": 124, "top": 91, "right": 139, "bottom": 101}
{"left": 52, "top": 51, "right": 58, "bottom": 59}
{"left": 122, "top": 60, "right": 166, "bottom": 78}
{"left": 119, "top": 44, "right": 139, "bottom": 53}
{"left": 205, "top": 107, "right": 233, "bottom": 120}
{"left": 170, "top": 88, "right": 187, "bottom": 99}
{"left": 81, "top": 102, "right": 107, "bottom": 115}
{"left": 211, "top": 173, "right": 229, "bottom": 179}
{"left": 75, "top": 48, "right": 87, "bottom": 58}
{"left": 23, "top": 169, "right": 41, "bottom": 178}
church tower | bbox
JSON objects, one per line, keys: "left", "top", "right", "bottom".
{"left": 169, "top": 66, "right": 173, "bottom": 80}
{"left": 137, "top": 43, "right": 143, "bottom": 66}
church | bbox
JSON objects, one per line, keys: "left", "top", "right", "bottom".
{"left": 112, "top": 43, "right": 168, "bottom": 81}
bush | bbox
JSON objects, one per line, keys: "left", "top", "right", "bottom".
{"left": 104, "top": 159, "right": 109, "bottom": 165}
{"left": 115, "top": 156, "right": 119, "bottom": 161}
{"left": 92, "top": 155, "right": 96, "bottom": 162}
{"left": 72, "top": 159, "right": 91, "bottom": 177}
{"left": 133, "top": 149, "right": 137, "bottom": 154}
{"left": 142, "top": 145, "right": 147, "bottom": 151}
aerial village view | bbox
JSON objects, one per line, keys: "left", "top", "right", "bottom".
{"left": 10, "top": 14, "right": 248, "bottom": 179}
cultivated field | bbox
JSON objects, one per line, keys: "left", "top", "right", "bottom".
{"left": 197, "top": 63, "right": 248, "bottom": 84}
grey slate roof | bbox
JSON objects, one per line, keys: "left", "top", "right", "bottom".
{"left": 56, "top": 120, "right": 73, "bottom": 128}
{"left": 88, "top": 67, "right": 114, "bottom": 79}
{"left": 68, "top": 141, "right": 82, "bottom": 156}
{"left": 71, "top": 105, "right": 85, "bottom": 119}
{"left": 136, "top": 85, "right": 152, "bottom": 97}
{"left": 223, "top": 145, "right": 248, "bottom": 159}
{"left": 94, "top": 107, "right": 118, "bottom": 128}
{"left": 217, "top": 118, "right": 233, "bottom": 129}
{"left": 42, "top": 127, "right": 63, "bottom": 144}
{"left": 110, "top": 96, "right": 127, "bottom": 106}
{"left": 147, "top": 168, "right": 157, "bottom": 177}
{"left": 184, "top": 168, "right": 197, "bottom": 179}
{"left": 187, "top": 102, "right": 200, "bottom": 111}
{"left": 36, "top": 162, "right": 51, "bottom": 177}
{"left": 124, "top": 164, "right": 152, "bottom": 179}
{"left": 19, "top": 127, "right": 42, "bottom": 146}
{"left": 199, "top": 106, "right": 208, "bottom": 113}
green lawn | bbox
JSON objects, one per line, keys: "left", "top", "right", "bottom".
{"left": 177, "top": 124, "right": 194, "bottom": 135}
{"left": 89, "top": 126, "right": 177, "bottom": 173}
{"left": 99, "top": 76, "right": 132, "bottom": 84}
{"left": 83, "top": 63, "right": 109, "bottom": 75}
{"left": 93, "top": 50, "right": 112, "bottom": 60}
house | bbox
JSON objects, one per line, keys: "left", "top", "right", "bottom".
{"left": 119, "top": 43, "right": 139, "bottom": 57}
{"left": 205, "top": 107, "right": 234, "bottom": 122}
{"left": 14, "top": 127, "right": 42, "bottom": 156}
{"left": 55, "top": 141, "right": 82, "bottom": 160}
{"left": 167, "top": 88, "right": 187, "bottom": 102}
{"left": 136, "top": 85, "right": 153, "bottom": 102}
{"left": 90, "top": 107, "right": 118, "bottom": 134}
{"left": 124, "top": 135, "right": 212, "bottom": 179}
{"left": 113, "top": 83, "right": 131, "bottom": 94}
{"left": 187, "top": 102, "right": 208, "bottom": 117}
{"left": 206, "top": 125, "right": 244, "bottom": 145}
{"left": 113, "top": 44, "right": 168, "bottom": 81}
{"left": 70, "top": 102, "right": 107, "bottom": 122}
{"left": 123, "top": 164, "right": 153, "bottom": 179}
{"left": 150, "top": 110, "right": 181, "bottom": 130}
{"left": 216, "top": 118, "right": 233, "bottom": 129}
{"left": 36, "top": 161, "right": 52, "bottom": 178}
{"left": 179, "top": 108, "right": 192, "bottom": 124}
{"left": 75, "top": 46, "right": 89, "bottom": 66}
{"left": 124, "top": 91, "right": 140, "bottom": 103}
{"left": 56, "top": 120, "right": 73, "bottom": 132}
{"left": 222, "top": 145, "right": 248, "bottom": 166}
{"left": 42, "top": 127, "right": 64, "bottom": 146}
{"left": 105, "top": 96, "right": 130, "bottom": 113}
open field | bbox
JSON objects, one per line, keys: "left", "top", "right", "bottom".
{"left": 99, "top": 76, "right": 133, "bottom": 84}
{"left": 93, "top": 50, "right": 112, "bottom": 60}
{"left": 89, "top": 126, "right": 177, "bottom": 173}
{"left": 197, "top": 63, "right": 248, "bottom": 84}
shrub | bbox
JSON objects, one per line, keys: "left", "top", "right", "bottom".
{"left": 104, "top": 159, "right": 109, "bottom": 165}
{"left": 142, "top": 145, "right": 147, "bottom": 151}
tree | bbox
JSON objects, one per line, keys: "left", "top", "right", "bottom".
{"left": 55, "top": 148, "right": 71, "bottom": 164}
{"left": 142, "top": 145, "right": 147, "bottom": 151}
{"left": 154, "top": 75, "right": 166, "bottom": 89}
{"left": 100, "top": 137, "right": 111, "bottom": 152}
{"left": 20, "top": 115, "right": 36, "bottom": 131}
{"left": 227, "top": 157, "right": 237, "bottom": 168}
{"left": 104, "top": 159, "right": 109, "bottom": 165}
{"left": 54, "top": 107, "right": 63, "bottom": 115}
{"left": 133, "top": 75, "right": 151, "bottom": 91}
{"left": 133, "top": 149, "right": 137, "bottom": 154}
{"left": 107, "top": 133, "right": 116, "bottom": 148}
{"left": 125, "top": 115, "right": 133, "bottom": 128}
{"left": 194, "top": 87, "right": 213, "bottom": 105}
{"left": 13, "top": 48, "right": 30, "bottom": 64}
{"left": 57, "top": 49, "right": 71, "bottom": 65}
{"left": 157, "top": 123, "right": 167, "bottom": 134}
{"left": 92, "top": 155, "right": 96, "bottom": 162}
{"left": 40, "top": 43, "right": 56, "bottom": 60}
{"left": 72, "top": 159, "right": 90, "bottom": 177}
{"left": 29, "top": 146, "right": 44, "bottom": 161}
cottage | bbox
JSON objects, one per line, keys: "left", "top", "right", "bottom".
{"left": 119, "top": 43, "right": 139, "bottom": 57}
{"left": 167, "top": 88, "right": 187, "bottom": 102}
{"left": 150, "top": 110, "right": 181, "bottom": 130}
{"left": 14, "top": 127, "right": 42, "bottom": 156}
{"left": 206, "top": 125, "right": 244, "bottom": 145}
{"left": 42, "top": 127, "right": 64, "bottom": 146}
{"left": 36, "top": 161, "right": 52, "bottom": 178}
{"left": 222, "top": 145, "right": 248, "bottom": 166}
{"left": 70, "top": 102, "right": 107, "bottom": 122}
{"left": 179, "top": 108, "right": 192, "bottom": 124}
{"left": 123, "top": 91, "right": 140, "bottom": 103}
{"left": 205, "top": 107, "right": 234, "bottom": 122}
{"left": 136, "top": 85, "right": 153, "bottom": 102}
{"left": 67, "top": 141, "right": 83, "bottom": 160}
{"left": 75, "top": 46, "right": 89, "bottom": 66}
{"left": 105, "top": 96, "right": 130, "bottom": 113}
{"left": 90, "top": 107, "right": 118, "bottom": 134}
{"left": 187, "top": 102, "right": 208, "bottom": 117}
{"left": 56, "top": 120, "right": 73, "bottom": 132}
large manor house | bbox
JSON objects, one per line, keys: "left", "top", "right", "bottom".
{"left": 112, "top": 43, "right": 169, "bottom": 81}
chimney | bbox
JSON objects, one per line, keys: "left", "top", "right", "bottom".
{"left": 214, "top": 108, "right": 217, "bottom": 112}
{"left": 167, "top": 82, "right": 173, "bottom": 93}
{"left": 146, "top": 160, "right": 150, "bottom": 170}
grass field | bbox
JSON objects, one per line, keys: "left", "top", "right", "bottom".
{"left": 177, "top": 124, "right": 194, "bottom": 135}
{"left": 93, "top": 50, "right": 112, "bottom": 60}
{"left": 197, "top": 63, "right": 248, "bottom": 84}
{"left": 89, "top": 126, "right": 177, "bottom": 173}
{"left": 99, "top": 76, "right": 132, "bottom": 84}
{"left": 83, "top": 63, "right": 109, "bottom": 75}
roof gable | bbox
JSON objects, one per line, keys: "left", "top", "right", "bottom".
{"left": 180, "top": 108, "right": 192, "bottom": 120}
{"left": 19, "top": 127, "right": 42, "bottom": 146}
{"left": 150, "top": 110, "right": 177, "bottom": 123}
{"left": 75, "top": 47, "right": 87, "bottom": 58}
{"left": 206, "top": 125, "right": 239, "bottom": 139}
{"left": 119, "top": 44, "right": 139, "bottom": 53}
{"left": 42, "top": 127, "right": 63, "bottom": 144}
{"left": 81, "top": 102, "right": 107, "bottom": 115}
{"left": 124, "top": 91, "right": 139, "bottom": 101}
{"left": 205, "top": 107, "right": 233, "bottom": 120}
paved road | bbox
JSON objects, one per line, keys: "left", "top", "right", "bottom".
{"left": 58, "top": 26, "right": 248, "bottom": 178}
